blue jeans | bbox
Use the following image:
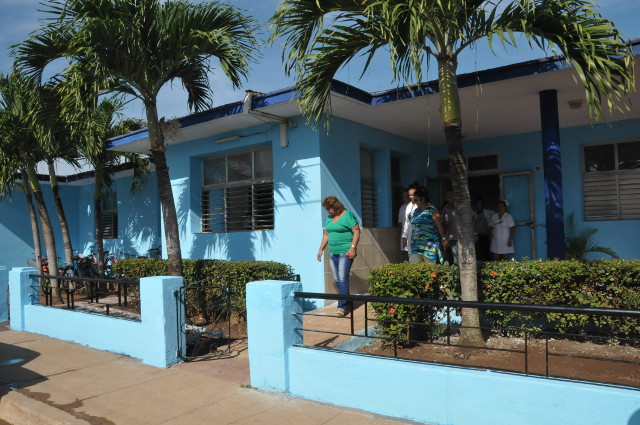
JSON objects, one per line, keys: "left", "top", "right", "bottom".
{"left": 329, "top": 253, "right": 353, "bottom": 311}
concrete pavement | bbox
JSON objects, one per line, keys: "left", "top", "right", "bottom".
{"left": 0, "top": 304, "right": 415, "bottom": 425}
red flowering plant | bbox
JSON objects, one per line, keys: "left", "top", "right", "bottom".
{"left": 367, "top": 262, "right": 457, "bottom": 344}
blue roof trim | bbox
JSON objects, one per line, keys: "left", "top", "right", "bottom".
{"left": 105, "top": 128, "right": 149, "bottom": 149}
{"left": 177, "top": 101, "right": 244, "bottom": 128}
{"left": 252, "top": 86, "right": 297, "bottom": 108}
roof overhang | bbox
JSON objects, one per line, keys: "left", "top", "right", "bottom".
{"left": 107, "top": 40, "right": 640, "bottom": 153}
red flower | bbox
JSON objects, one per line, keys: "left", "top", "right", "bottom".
{"left": 491, "top": 271, "right": 498, "bottom": 277}
{"left": 430, "top": 273, "right": 437, "bottom": 278}
{"left": 135, "top": 267, "right": 140, "bottom": 271}
{"left": 424, "top": 284, "right": 430, "bottom": 291}
{"left": 389, "top": 307, "right": 396, "bottom": 314}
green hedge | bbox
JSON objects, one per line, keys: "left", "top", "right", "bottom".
{"left": 368, "top": 260, "right": 640, "bottom": 342}
{"left": 112, "top": 259, "right": 294, "bottom": 322}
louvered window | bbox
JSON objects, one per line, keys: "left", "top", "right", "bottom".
{"left": 201, "top": 148, "right": 274, "bottom": 232}
{"left": 583, "top": 141, "right": 640, "bottom": 220}
{"left": 101, "top": 191, "right": 118, "bottom": 239}
{"left": 360, "top": 149, "right": 377, "bottom": 227}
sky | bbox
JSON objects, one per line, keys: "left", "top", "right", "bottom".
{"left": 0, "top": 0, "right": 638, "bottom": 123}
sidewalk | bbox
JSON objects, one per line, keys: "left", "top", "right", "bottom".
{"left": 0, "top": 305, "right": 413, "bottom": 425}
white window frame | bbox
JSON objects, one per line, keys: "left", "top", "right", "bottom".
{"left": 201, "top": 147, "right": 274, "bottom": 232}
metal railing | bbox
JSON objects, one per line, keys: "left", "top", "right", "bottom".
{"left": 294, "top": 292, "right": 640, "bottom": 388}
{"left": 30, "top": 274, "right": 141, "bottom": 321}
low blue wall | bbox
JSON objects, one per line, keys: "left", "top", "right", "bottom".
{"left": 8, "top": 267, "right": 184, "bottom": 368}
{"left": 247, "top": 280, "right": 640, "bottom": 425}
{"left": 0, "top": 266, "right": 7, "bottom": 321}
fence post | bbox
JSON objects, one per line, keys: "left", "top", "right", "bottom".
{"left": 9, "top": 267, "right": 37, "bottom": 331}
{"left": 0, "top": 266, "right": 8, "bottom": 321}
{"left": 139, "top": 276, "right": 184, "bottom": 368}
{"left": 246, "top": 280, "right": 302, "bottom": 392}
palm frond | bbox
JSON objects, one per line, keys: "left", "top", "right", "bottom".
{"left": 493, "top": 0, "right": 634, "bottom": 119}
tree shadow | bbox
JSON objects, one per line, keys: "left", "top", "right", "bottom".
{"left": 0, "top": 326, "right": 46, "bottom": 398}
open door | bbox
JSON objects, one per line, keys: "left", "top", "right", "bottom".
{"left": 500, "top": 171, "right": 536, "bottom": 260}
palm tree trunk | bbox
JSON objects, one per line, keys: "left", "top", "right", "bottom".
{"left": 94, "top": 168, "right": 105, "bottom": 278}
{"left": 146, "top": 102, "right": 182, "bottom": 276}
{"left": 22, "top": 171, "right": 43, "bottom": 275}
{"left": 48, "top": 160, "right": 73, "bottom": 265}
{"left": 438, "top": 56, "right": 484, "bottom": 347}
{"left": 26, "top": 166, "right": 61, "bottom": 303}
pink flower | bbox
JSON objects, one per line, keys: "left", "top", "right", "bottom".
{"left": 430, "top": 273, "right": 437, "bottom": 278}
{"left": 389, "top": 307, "right": 396, "bottom": 314}
{"left": 424, "top": 284, "right": 430, "bottom": 291}
{"left": 491, "top": 271, "right": 498, "bottom": 277}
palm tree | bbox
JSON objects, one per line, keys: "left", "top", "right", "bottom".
{"left": 0, "top": 71, "right": 61, "bottom": 290}
{"left": 40, "top": 80, "right": 83, "bottom": 266}
{"left": 14, "top": 0, "right": 258, "bottom": 276}
{"left": 271, "top": 0, "right": 634, "bottom": 345}
{"left": 78, "top": 98, "right": 148, "bottom": 277}
{"left": 565, "top": 213, "right": 618, "bottom": 260}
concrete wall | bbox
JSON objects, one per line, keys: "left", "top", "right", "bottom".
{"left": 163, "top": 120, "right": 325, "bottom": 295}
{"left": 0, "top": 184, "right": 78, "bottom": 269}
{"left": 75, "top": 173, "right": 162, "bottom": 257}
{"left": 8, "top": 267, "right": 183, "bottom": 367}
{"left": 247, "top": 280, "right": 640, "bottom": 425}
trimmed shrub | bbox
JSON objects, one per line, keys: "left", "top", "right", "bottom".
{"left": 368, "top": 259, "right": 640, "bottom": 341}
{"left": 112, "top": 259, "right": 294, "bottom": 322}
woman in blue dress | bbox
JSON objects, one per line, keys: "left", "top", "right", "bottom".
{"left": 408, "top": 189, "right": 447, "bottom": 264}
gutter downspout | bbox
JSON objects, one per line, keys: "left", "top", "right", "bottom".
{"left": 243, "top": 90, "right": 291, "bottom": 148}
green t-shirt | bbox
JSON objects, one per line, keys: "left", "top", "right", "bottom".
{"left": 325, "top": 210, "right": 358, "bottom": 254}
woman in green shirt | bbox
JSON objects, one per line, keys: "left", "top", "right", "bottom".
{"left": 317, "top": 196, "right": 361, "bottom": 316}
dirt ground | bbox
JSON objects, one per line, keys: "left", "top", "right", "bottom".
{"left": 358, "top": 335, "right": 640, "bottom": 388}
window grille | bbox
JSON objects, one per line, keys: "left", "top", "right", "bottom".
{"left": 101, "top": 210, "right": 118, "bottom": 239}
{"left": 583, "top": 141, "right": 640, "bottom": 221}
{"left": 360, "top": 149, "right": 377, "bottom": 227}
{"left": 101, "top": 191, "right": 118, "bottom": 239}
{"left": 201, "top": 148, "right": 274, "bottom": 232}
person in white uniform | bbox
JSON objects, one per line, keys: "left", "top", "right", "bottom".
{"left": 401, "top": 185, "right": 419, "bottom": 259}
{"left": 490, "top": 200, "right": 515, "bottom": 260}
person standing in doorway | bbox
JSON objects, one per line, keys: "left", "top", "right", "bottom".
{"left": 317, "top": 196, "right": 361, "bottom": 316}
{"left": 490, "top": 200, "right": 516, "bottom": 260}
{"left": 401, "top": 183, "right": 419, "bottom": 258}
{"left": 397, "top": 189, "right": 410, "bottom": 261}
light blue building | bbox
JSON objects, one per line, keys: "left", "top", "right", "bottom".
{"left": 2, "top": 43, "right": 639, "bottom": 296}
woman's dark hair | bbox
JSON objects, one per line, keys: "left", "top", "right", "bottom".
{"left": 322, "top": 196, "right": 346, "bottom": 214}
{"left": 413, "top": 187, "right": 429, "bottom": 203}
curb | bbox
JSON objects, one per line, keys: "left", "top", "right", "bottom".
{"left": 0, "top": 390, "right": 90, "bottom": 425}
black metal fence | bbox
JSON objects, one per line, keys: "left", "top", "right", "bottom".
{"left": 29, "top": 274, "right": 140, "bottom": 321}
{"left": 294, "top": 292, "right": 640, "bottom": 388}
{"left": 175, "top": 274, "right": 301, "bottom": 361}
